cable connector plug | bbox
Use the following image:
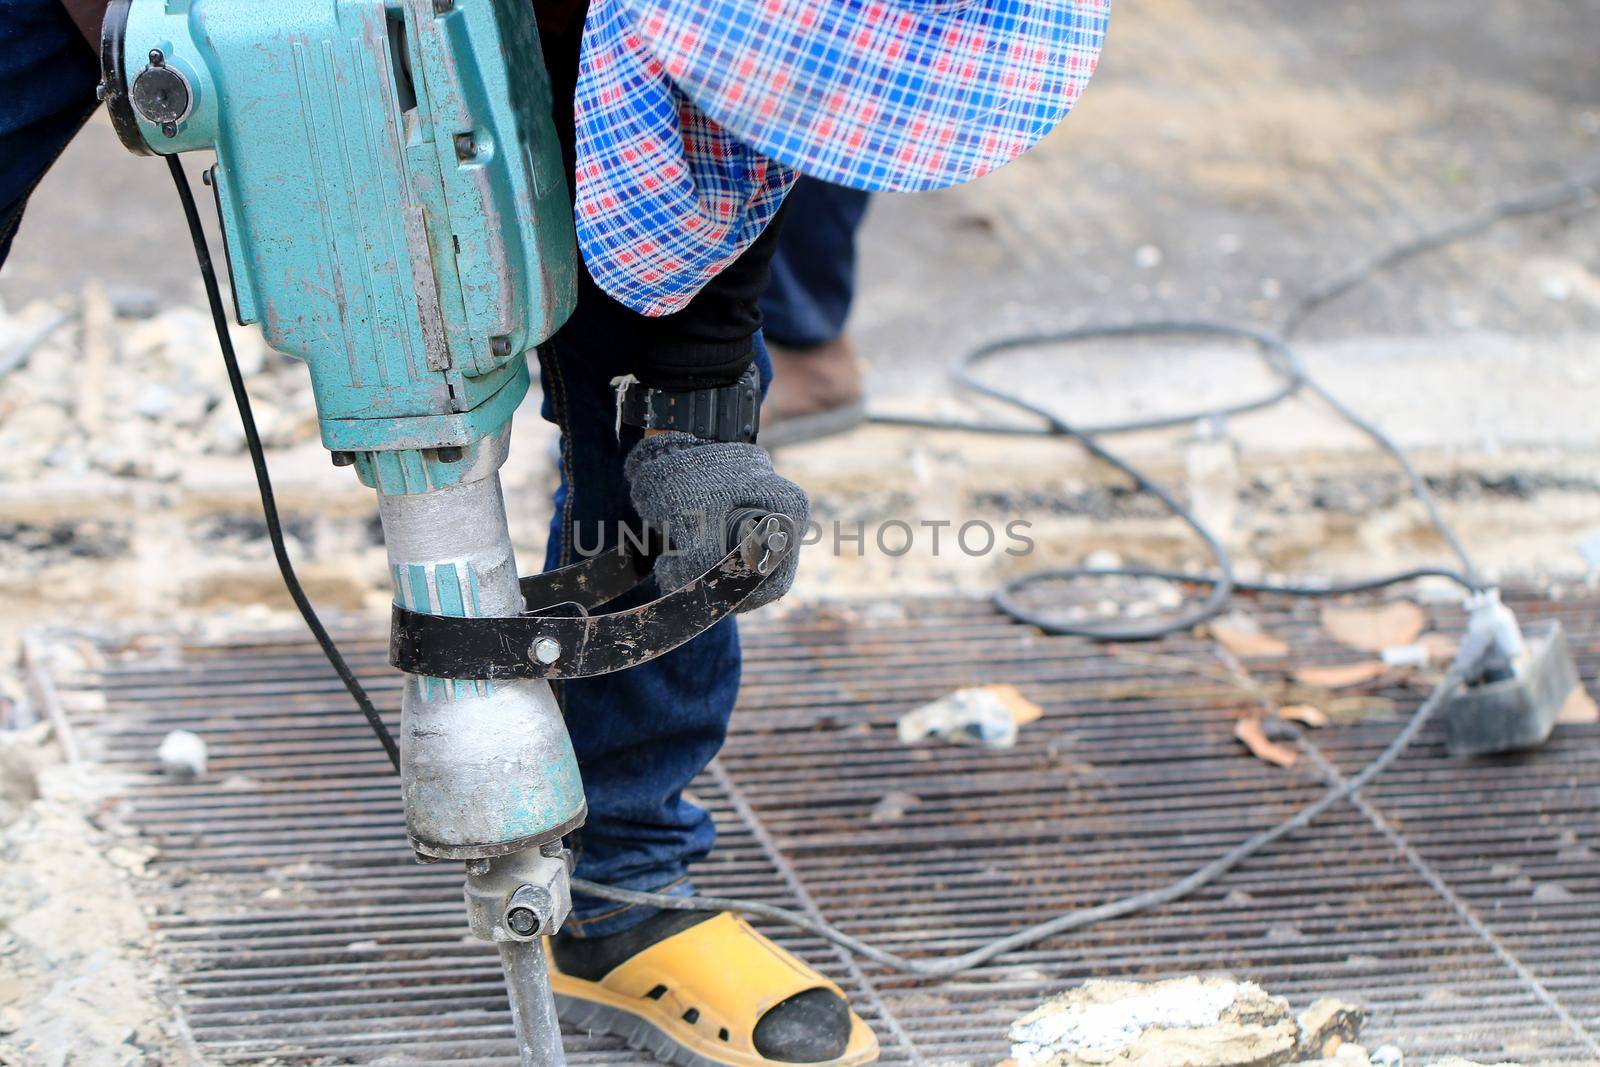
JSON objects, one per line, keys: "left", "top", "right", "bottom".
{"left": 1460, "top": 587, "right": 1528, "bottom": 684}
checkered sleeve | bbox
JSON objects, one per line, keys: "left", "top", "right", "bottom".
{"left": 574, "top": 0, "right": 797, "bottom": 317}
{"left": 619, "top": 0, "right": 1108, "bottom": 193}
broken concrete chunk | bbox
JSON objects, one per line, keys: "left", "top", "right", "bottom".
{"left": 0, "top": 724, "right": 60, "bottom": 827}
{"left": 1531, "top": 882, "right": 1575, "bottom": 904}
{"left": 1265, "top": 922, "right": 1304, "bottom": 943}
{"left": 1008, "top": 977, "right": 1298, "bottom": 1066}
{"left": 1378, "top": 644, "right": 1428, "bottom": 670}
{"left": 157, "top": 729, "right": 207, "bottom": 780}
{"left": 1295, "top": 998, "right": 1364, "bottom": 1059}
{"left": 897, "top": 684, "right": 1042, "bottom": 749}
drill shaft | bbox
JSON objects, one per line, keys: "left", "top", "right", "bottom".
{"left": 499, "top": 941, "right": 568, "bottom": 1066}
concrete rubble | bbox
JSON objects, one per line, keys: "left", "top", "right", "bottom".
{"left": 156, "top": 729, "right": 208, "bottom": 781}
{"left": 897, "top": 684, "right": 1044, "bottom": 748}
{"left": 0, "top": 290, "right": 319, "bottom": 482}
{"left": 1007, "top": 978, "right": 1298, "bottom": 1066}
{"left": 0, "top": 725, "right": 180, "bottom": 1066}
{"left": 1004, "top": 977, "right": 1526, "bottom": 1067}
{"left": 0, "top": 287, "right": 561, "bottom": 664}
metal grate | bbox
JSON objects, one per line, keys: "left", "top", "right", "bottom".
{"left": 46, "top": 592, "right": 1600, "bottom": 1064}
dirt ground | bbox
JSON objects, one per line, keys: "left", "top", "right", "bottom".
{"left": 1, "top": 0, "right": 1598, "bottom": 1063}
{"left": 0, "top": 721, "right": 182, "bottom": 1067}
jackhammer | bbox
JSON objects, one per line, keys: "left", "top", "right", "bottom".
{"left": 96, "top": 1, "right": 793, "bottom": 1061}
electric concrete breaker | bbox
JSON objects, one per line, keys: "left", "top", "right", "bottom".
{"left": 98, "top": 2, "right": 793, "bottom": 1062}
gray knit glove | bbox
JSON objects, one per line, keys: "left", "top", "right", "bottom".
{"left": 624, "top": 431, "right": 808, "bottom": 612}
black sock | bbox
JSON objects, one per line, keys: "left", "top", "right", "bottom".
{"left": 552, "top": 908, "right": 712, "bottom": 981}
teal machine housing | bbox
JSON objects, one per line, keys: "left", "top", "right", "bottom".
{"left": 106, "top": 0, "right": 577, "bottom": 489}
{"left": 105, "top": 0, "right": 588, "bottom": 840}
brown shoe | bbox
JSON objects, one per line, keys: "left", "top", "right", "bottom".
{"left": 762, "top": 337, "right": 866, "bottom": 448}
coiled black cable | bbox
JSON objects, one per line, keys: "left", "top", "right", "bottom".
{"left": 880, "top": 167, "right": 1599, "bottom": 640}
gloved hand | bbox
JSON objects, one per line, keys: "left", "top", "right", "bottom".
{"left": 624, "top": 431, "right": 808, "bottom": 612}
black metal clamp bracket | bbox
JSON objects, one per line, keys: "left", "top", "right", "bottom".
{"left": 389, "top": 509, "right": 796, "bottom": 680}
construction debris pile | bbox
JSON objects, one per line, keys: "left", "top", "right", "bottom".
{"left": 1005, "top": 977, "right": 1521, "bottom": 1067}
{"left": 0, "top": 287, "right": 318, "bottom": 483}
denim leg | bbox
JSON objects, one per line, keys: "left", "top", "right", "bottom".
{"left": 759, "top": 177, "right": 872, "bottom": 349}
{"left": 536, "top": 320, "right": 774, "bottom": 939}
{"left": 0, "top": 0, "right": 99, "bottom": 266}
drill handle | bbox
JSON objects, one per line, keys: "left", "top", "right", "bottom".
{"left": 389, "top": 511, "right": 799, "bottom": 681}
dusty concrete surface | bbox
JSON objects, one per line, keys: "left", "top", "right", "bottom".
{"left": 0, "top": 1, "right": 1597, "bottom": 1064}
{"left": 851, "top": 0, "right": 1600, "bottom": 378}
{"left": 0, "top": 724, "right": 182, "bottom": 1067}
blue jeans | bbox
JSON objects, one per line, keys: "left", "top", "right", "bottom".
{"left": 1, "top": 0, "right": 757, "bottom": 939}
{"left": 538, "top": 325, "right": 772, "bottom": 937}
{"left": 760, "top": 177, "right": 871, "bottom": 349}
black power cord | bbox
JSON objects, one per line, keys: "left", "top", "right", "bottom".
{"left": 874, "top": 320, "right": 1487, "bottom": 640}
{"left": 166, "top": 142, "right": 1594, "bottom": 980}
{"left": 874, "top": 319, "right": 1487, "bottom": 639}
{"left": 876, "top": 166, "right": 1600, "bottom": 641}
{"left": 166, "top": 155, "right": 400, "bottom": 771}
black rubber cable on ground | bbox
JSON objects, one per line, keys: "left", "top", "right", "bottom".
{"left": 876, "top": 320, "right": 1486, "bottom": 639}
{"left": 166, "top": 155, "right": 401, "bottom": 771}
{"left": 1283, "top": 167, "right": 1600, "bottom": 337}
{"left": 870, "top": 319, "right": 1486, "bottom": 639}
{"left": 874, "top": 167, "right": 1600, "bottom": 642}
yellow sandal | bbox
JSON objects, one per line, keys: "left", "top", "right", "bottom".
{"left": 549, "top": 912, "right": 880, "bottom": 1067}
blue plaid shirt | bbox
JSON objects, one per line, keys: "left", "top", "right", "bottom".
{"left": 573, "top": 0, "right": 1108, "bottom": 315}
